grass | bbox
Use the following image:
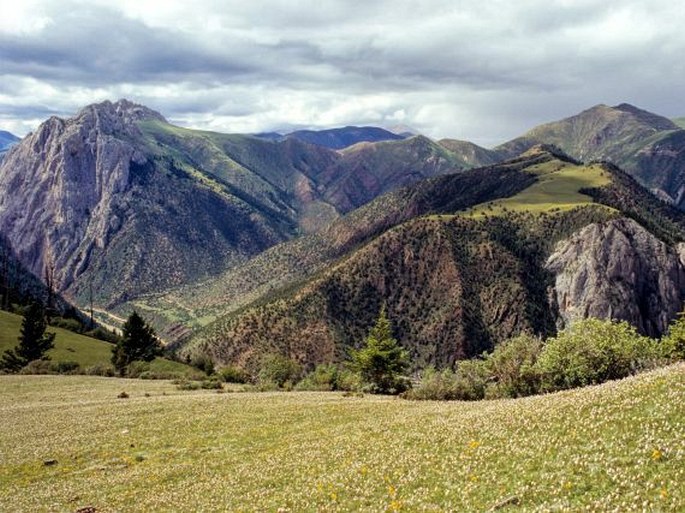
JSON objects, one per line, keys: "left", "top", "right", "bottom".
{"left": 0, "top": 364, "right": 682, "bottom": 512}
{"left": 464, "top": 161, "right": 612, "bottom": 218}
{"left": 0, "top": 310, "right": 195, "bottom": 375}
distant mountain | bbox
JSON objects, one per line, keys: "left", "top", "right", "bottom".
{"left": 163, "top": 147, "right": 685, "bottom": 371}
{"left": 438, "top": 139, "right": 501, "bottom": 168}
{"left": 0, "top": 130, "right": 20, "bottom": 158}
{"left": 496, "top": 103, "right": 685, "bottom": 207}
{"left": 285, "top": 126, "right": 406, "bottom": 149}
{"left": 0, "top": 100, "right": 471, "bottom": 314}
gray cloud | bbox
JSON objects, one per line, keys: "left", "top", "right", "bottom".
{"left": 1, "top": 0, "right": 684, "bottom": 145}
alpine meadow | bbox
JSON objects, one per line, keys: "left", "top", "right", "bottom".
{"left": 1, "top": 1, "right": 685, "bottom": 512}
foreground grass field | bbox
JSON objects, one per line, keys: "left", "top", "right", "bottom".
{"left": 0, "top": 364, "right": 682, "bottom": 512}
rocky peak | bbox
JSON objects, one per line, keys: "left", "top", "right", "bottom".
{"left": 612, "top": 103, "right": 679, "bottom": 131}
{"left": 546, "top": 217, "right": 685, "bottom": 337}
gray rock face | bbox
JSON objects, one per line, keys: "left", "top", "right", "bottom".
{"left": 0, "top": 100, "right": 161, "bottom": 291}
{"left": 546, "top": 218, "right": 685, "bottom": 337}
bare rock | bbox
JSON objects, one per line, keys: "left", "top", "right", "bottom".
{"left": 546, "top": 218, "right": 685, "bottom": 336}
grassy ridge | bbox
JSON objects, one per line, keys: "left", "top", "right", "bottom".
{"left": 0, "top": 310, "right": 193, "bottom": 375}
{"left": 0, "top": 365, "right": 682, "bottom": 511}
{"left": 465, "top": 160, "right": 612, "bottom": 217}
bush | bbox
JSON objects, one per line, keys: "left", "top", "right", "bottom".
{"left": 661, "top": 312, "right": 685, "bottom": 361}
{"left": 191, "top": 354, "right": 215, "bottom": 376}
{"left": 485, "top": 333, "right": 543, "bottom": 399}
{"left": 19, "top": 359, "right": 53, "bottom": 375}
{"left": 258, "top": 354, "right": 302, "bottom": 388}
{"left": 335, "top": 368, "right": 364, "bottom": 392}
{"left": 295, "top": 364, "right": 340, "bottom": 391}
{"left": 175, "top": 380, "right": 200, "bottom": 391}
{"left": 125, "top": 361, "right": 151, "bottom": 378}
{"left": 52, "top": 360, "right": 80, "bottom": 374}
{"left": 84, "top": 364, "right": 116, "bottom": 377}
{"left": 404, "top": 360, "right": 489, "bottom": 401}
{"left": 85, "top": 327, "right": 121, "bottom": 344}
{"left": 218, "top": 365, "right": 250, "bottom": 384}
{"left": 51, "top": 317, "right": 84, "bottom": 333}
{"left": 201, "top": 378, "right": 224, "bottom": 390}
{"left": 536, "top": 318, "right": 658, "bottom": 392}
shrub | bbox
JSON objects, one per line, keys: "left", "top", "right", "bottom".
{"left": 661, "top": 311, "right": 685, "bottom": 361}
{"left": 257, "top": 354, "right": 302, "bottom": 388}
{"left": 175, "top": 379, "right": 201, "bottom": 391}
{"left": 84, "top": 364, "right": 116, "bottom": 377}
{"left": 485, "top": 333, "right": 543, "bottom": 398}
{"left": 191, "top": 354, "right": 215, "bottom": 376}
{"left": 295, "top": 364, "right": 339, "bottom": 391}
{"left": 51, "top": 360, "right": 80, "bottom": 374}
{"left": 536, "top": 318, "right": 658, "bottom": 392}
{"left": 51, "top": 317, "right": 84, "bottom": 333}
{"left": 335, "top": 368, "right": 364, "bottom": 392}
{"left": 125, "top": 361, "right": 151, "bottom": 378}
{"left": 218, "top": 365, "right": 250, "bottom": 384}
{"left": 201, "top": 378, "right": 224, "bottom": 390}
{"left": 405, "top": 360, "right": 489, "bottom": 401}
{"left": 19, "top": 359, "right": 53, "bottom": 375}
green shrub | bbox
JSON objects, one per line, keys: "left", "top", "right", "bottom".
{"left": 218, "top": 365, "right": 250, "bottom": 384}
{"left": 51, "top": 317, "right": 84, "bottom": 333}
{"left": 84, "top": 363, "right": 116, "bottom": 377}
{"left": 335, "top": 368, "right": 363, "bottom": 392}
{"left": 191, "top": 354, "right": 215, "bottom": 376}
{"left": 258, "top": 354, "right": 302, "bottom": 388}
{"left": 175, "top": 379, "right": 201, "bottom": 391}
{"left": 295, "top": 364, "right": 340, "bottom": 391}
{"left": 19, "top": 359, "right": 53, "bottom": 375}
{"left": 51, "top": 360, "right": 81, "bottom": 374}
{"left": 536, "top": 318, "right": 658, "bottom": 392}
{"left": 661, "top": 312, "right": 685, "bottom": 360}
{"left": 485, "top": 333, "right": 543, "bottom": 398}
{"left": 125, "top": 361, "right": 151, "bottom": 378}
{"left": 403, "top": 367, "right": 460, "bottom": 401}
{"left": 405, "top": 360, "right": 489, "bottom": 401}
{"left": 201, "top": 378, "right": 223, "bottom": 390}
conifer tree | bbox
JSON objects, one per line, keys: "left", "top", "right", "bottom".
{"left": 350, "top": 305, "right": 410, "bottom": 394}
{"left": 112, "top": 311, "right": 161, "bottom": 376}
{"left": 0, "top": 302, "right": 55, "bottom": 372}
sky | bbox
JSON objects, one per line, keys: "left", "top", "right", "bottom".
{"left": 1, "top": 0, "right": 684, "bottom": 146}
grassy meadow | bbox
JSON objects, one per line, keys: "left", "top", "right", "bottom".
{"left": 0, "top": 364, "right": 682, "bottom": 512}
{"left": 465, "top": 161, "right": 612, "bottom": 217}
{"left": 0, "top": 310, "right": 195, "bottom": 376}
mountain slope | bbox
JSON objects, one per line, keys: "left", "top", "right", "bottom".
{"left": 178, "top": 148, "right": 685, "bottom": 371}
{"left": 0, "top": 100, "right": 300, "bottom": 308}
{"left": 0, "top": 100, "right": 473, "bottom": 314}
{"left": 285, "top": 126, "right": 406, "bottom": 149}
{"left": 496, "top": 103, "right": 685, "bottom": 207}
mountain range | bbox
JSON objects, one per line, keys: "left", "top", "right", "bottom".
{"left": 1, "top": 99, "right": 685, "bottom": 370}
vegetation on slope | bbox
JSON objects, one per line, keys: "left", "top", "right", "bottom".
{"left": 0, "top": 310, "right": 193, "bottom": 376}
{"left": 0, "top": 365, "right": 682, "bottom": 511}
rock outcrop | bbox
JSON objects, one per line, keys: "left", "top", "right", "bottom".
{"left": 546, "top": 218, "right": 685, "bottom": 337}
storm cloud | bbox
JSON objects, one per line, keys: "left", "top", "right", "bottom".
{"left": 1, "top": 0, "right": 684, "bottom": 145}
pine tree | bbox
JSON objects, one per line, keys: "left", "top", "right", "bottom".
{"left": 350, "top": 305, "right": 410, "bottom": 394}
{"left": 112, "top": 311, "right": 161, "bottom": 376}
{"left": 0, "top": 302, "right": 55, "bottom": 372}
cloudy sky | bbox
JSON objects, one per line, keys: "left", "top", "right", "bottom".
{"left": 1, "top": 0, "right": 684, "bottom": 146}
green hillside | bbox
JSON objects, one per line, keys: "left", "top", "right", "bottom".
{"left": 0, "top": 310, "right": 193, "bottom": 375}
{"left": 0, "top": 364, "right": 682, "bottom": 511}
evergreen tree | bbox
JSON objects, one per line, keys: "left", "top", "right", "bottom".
{"left": 350, "top": 305, "right": 410, "bottom": 394}
{"left": 112, "top": 311, "right": 161, "bottom": 376}
{"left": 1, "top": 302, "right": 55, "bottom": 372}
